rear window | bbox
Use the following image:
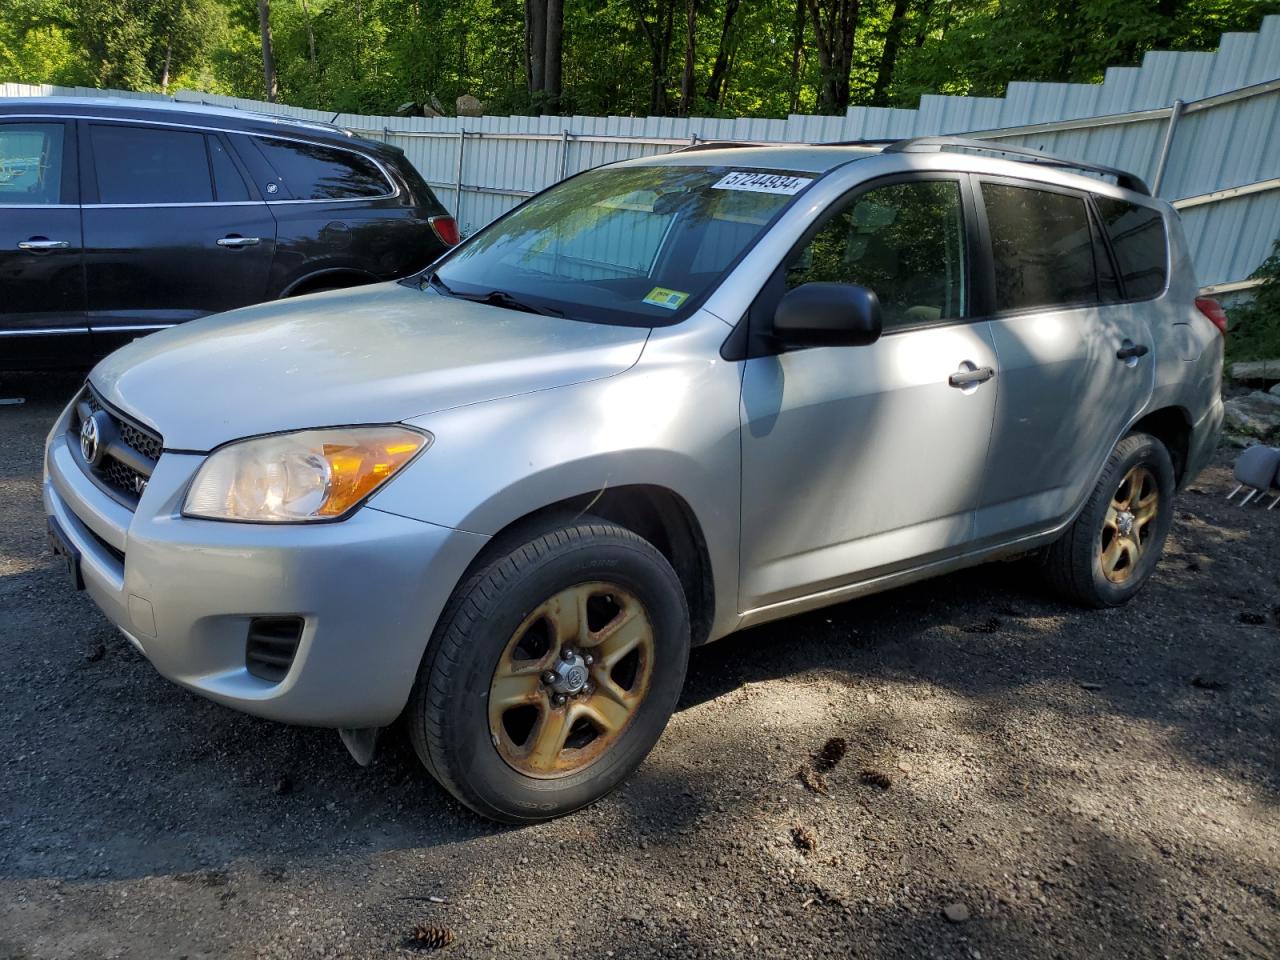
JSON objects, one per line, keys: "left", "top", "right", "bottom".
{"left": 0, "top": 122, "right": 65, "bottom": 204}
{"left": 248, "top": 137, "right": 390, "bottom": 200}
{"left": 91, "top": 124, "right": 214, "bottom": 204}
{"left": 1094, "top": 197, "right": 1167, "bottom": 300}
{"left": 982, "top": 182, "right": 1097, "bottom": 313}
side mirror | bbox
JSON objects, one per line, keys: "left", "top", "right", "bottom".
{"left": 772, "top": 282, "right": 882, "bottom": 348}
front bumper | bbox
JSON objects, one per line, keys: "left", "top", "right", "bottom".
{"left": 42, "top": 399, "right": 487, "bottom": 728}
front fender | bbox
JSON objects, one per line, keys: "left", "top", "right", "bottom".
{"left": 368, "top": 323, "right": 745, "bottom": 638}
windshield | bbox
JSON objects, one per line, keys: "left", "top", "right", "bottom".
{"left": 431, "top": 164, "right": 819, "bottom": 325}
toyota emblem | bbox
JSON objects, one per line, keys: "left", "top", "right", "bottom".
{"left": 80, "top": 414, "right": 102, "bottom": 466}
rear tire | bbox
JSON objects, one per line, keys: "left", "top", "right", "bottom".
{"left": 1043, "top": 432, "right": 1175, "bottom": 608}
{"left": 408, "top": 518, "right": 690, "bottom": 823}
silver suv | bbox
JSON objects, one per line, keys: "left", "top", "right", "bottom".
{"left": 44, "top": 137, "right": 1224, "bottom": 822}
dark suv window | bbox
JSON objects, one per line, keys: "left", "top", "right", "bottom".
{"left": 786, "top": 179, "right": 967, "bottom": 330}
{"left": 248, "top": 137, "right": 390, "bottom": 200}
{"left": 982, "top": 182, "right": 1097, "bottom": 312}
{"left": 0, "top": 122, "right": 65, "bottom": 204}
{"left": 91, "top": 124, "right": 214, "bottom": 204}
{"left": 1094, "top": 197, "right": 1167, "bottom": 300}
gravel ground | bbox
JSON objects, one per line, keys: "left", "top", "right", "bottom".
{"left": 1, "top": 373, "right": 1277, "bottom": 960}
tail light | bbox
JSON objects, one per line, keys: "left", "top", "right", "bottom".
{"left": 429, "top": 215, "right": 459, "bottom": 246}
{"left": 1195, "top": 297, "right": 1228, "bottom": 338}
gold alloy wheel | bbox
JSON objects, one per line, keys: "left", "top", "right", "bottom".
{"left": 1099, "top": 464, "right": 1159, "bottom": 584}
{"left": 488, "top": 581, "right": 655, "bottom": 778}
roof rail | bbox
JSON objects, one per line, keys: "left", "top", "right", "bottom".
{"left": 883, "top": 136, "right": 1151, "bottom": 196}
{"left": 674, "top": 140, "right": 773, "bottom": 152}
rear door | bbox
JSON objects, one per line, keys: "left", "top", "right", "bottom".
{"left": 0, "top": 118, "right": 89, "bottom": 368}
{"left": 79, "top": 120, "right": 276, "bottom": 355}
{"left": 228, "top": 132, "right": 430, "bottom": 290}
{"left": 971, "top": 178, "right": 1155, "bottom": 544}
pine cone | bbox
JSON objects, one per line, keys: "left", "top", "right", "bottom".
{"left": 859, "top": 768, "right": 894, "bottom": 789}
{"left": 406, "top": 924, "right": 456, "bottom": 950}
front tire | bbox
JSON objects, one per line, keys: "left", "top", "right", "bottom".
{"left": 1043, "top": 432, "right": 1175, "bottom": 607}
{"left": 408, "top": 518, "right": 690, "bottom": 823}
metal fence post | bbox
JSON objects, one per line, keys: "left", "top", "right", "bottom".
{"left": 559, "top": 129, "right": 570, "bottom": 180}
{"left": 454, "top": 127, "right": 466, "bottom": 225}
{"left": 1151, "top": 98, "right": 1184, "bottom": 196}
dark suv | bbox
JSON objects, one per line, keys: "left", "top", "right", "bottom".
{"left": 0, "top": 97, "right": 456, "bottom": 368}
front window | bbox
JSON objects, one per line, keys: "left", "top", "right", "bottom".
{"left": 432, "top": 164, "right": 818, "bottom": 325}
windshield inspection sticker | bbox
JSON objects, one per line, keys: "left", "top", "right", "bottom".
{"left": 712, "top": 171, "right": 813, "bottom": 195}
{"left": 643, "top": 287, "right": 690, "bottom": 310}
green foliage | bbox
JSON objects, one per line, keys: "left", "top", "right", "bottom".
{"left": 1225, "top": 238, "right": 1280, "bottom": 364}
{"left": 0, "top": 0, "right": 1276, "bottom": 116}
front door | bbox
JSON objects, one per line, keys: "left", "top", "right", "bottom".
{"left": 0, "top": 119, "right": 88, "bottom": 368}
{"left": 738, "top": 175, "right": 999, "bottom": 612}
{"left": 79, "top": 121, "right": 276, "bottom": 355}
{"left": 971, "top": 179, "right": 1155, "bottom": 544}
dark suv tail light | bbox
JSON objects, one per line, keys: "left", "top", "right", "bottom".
{"left": 246, "top": 617, "right": 304, "bottom": 683}
{"left": 429, "top": 215, "right": 460, "bottom": 246}
{"left": 1195, "top": 297, "right": 1228, "bottom": 338}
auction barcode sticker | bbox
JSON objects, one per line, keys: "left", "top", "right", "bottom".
{"left": 712, "top": 171, "right": 813, "bottom": 195}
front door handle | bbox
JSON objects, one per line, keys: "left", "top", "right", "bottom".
{"left": 17, "top": 238, "right": 70, "bottom": 251}
{"left": 1116, "top": 342, "right": 1150, "bottom": 361}
{"left": 949, "top": 365, "right": 995, "bottom": 388}
{"left": 216, "top": 236, "right": 261, "bottom": 248}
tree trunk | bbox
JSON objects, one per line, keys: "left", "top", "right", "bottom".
{"left": 526, "top": 0, "right": 547, "bottom": 112}
{"left": 544, "top": 0, "right": 563, "bottom": 113}
{"left": 788, "top": 0, "right": 805, "bottom": 113}
{"left": 678, "top": 0, "right": 696, "bottom": 116}
{"left": 161, "top": 34, "right": 172, "bottom": 93}
{"left": 703, "top": 0, "right": 739, "bottom": 105}
{"left": 300, "top": 0, "right": 317, "bottom": 63}
{"left": 806, "top": 0, "right": 858, "bottom": 114}
{"left": 871, "top": 0, "right": 910, "bottom": 106}
{"left": 912, "top": 0, "right": 933, "bottom": 46}
{"left": 637, "top": 0, "right": 675, "bottom": 116}
{"left": 257, "top": 0, "right": 277, "bottom": 103}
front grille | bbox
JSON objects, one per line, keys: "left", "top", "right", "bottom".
{"left": 70, "top": 387, "right": 163, "bottom": 508}
{"left": 246, "top": 618, "right": 305, "bottom": 683}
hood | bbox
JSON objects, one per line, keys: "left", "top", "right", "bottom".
{"left": 91, "top": 283, "right": 650, "bottom": 451}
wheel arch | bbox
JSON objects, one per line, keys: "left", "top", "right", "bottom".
{"left": 280, "top": 267, "right": 379, "bottom": 298}
{"left": 457, "top": 484, "right": 718, "bottom": 647}
{"left": 1130, "top": 405, "right": 1192, "bottom": 485}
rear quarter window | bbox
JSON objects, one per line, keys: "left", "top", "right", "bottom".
{"left": 1094, "top": 197, "right": 1168, "bottom": 300}
{"left": 247, "top": 137, "right": 391, "bottom": 201}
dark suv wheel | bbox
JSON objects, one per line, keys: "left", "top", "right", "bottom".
{"left": 408, "top": 517, "right": 690, "bottom": 822}
{"left": 1043, "top": 432, "right": 1175, "bottom": 607}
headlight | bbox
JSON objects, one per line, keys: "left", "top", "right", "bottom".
{"left": 183, "top": 426, "right": 430, "bottom": 522}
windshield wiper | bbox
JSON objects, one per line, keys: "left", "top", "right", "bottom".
{"left": 421, "top": 274, "right": 563, "bottom": 318}
{"left": 464, "top": 289, "right": 564, "bottom": 317}
{"left": 422, "top": 271, "right": 454, "bottom": 295}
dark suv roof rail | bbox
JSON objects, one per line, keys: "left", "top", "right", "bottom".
{"left": 883, "top": 136, "right": 1152, "bottom": 196}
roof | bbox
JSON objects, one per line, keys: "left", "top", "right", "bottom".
{"left": 0, "top": 96, "right": 354, "bottom": 140}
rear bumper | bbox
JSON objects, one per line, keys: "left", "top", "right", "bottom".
{"left": 1183, "top": 394, "right": 1224, "bottom": 489}
{"left": 43, "top": 397, "right": 487, "bottom": 728}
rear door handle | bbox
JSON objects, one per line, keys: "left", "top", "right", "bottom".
{"left": 949, "top": 365, "right": 995, "bottom": 388}
{"left": 1116, "top": 342, "right": 1150, "bottom": 361}
{"left": 216, "top": 236, "right": 261, "bottom": 248}
{"left": 17, "top": 238, "right": 70, "bottom": 251}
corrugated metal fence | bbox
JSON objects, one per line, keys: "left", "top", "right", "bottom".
{"left": 4, "top": 14, "right": 1279, "bottom": 293}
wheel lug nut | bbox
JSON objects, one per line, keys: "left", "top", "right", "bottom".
{"left": 582, "top": 653, "right": 594, "bottom": 666}
{"left": 561, "top": 647, "right": 575, "bottom": 661}
{"left": 553, "top": 693, "right": 567, "bottom": 706}
{"left": 542, "top": 671, "right": 557, "bottom": 685}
